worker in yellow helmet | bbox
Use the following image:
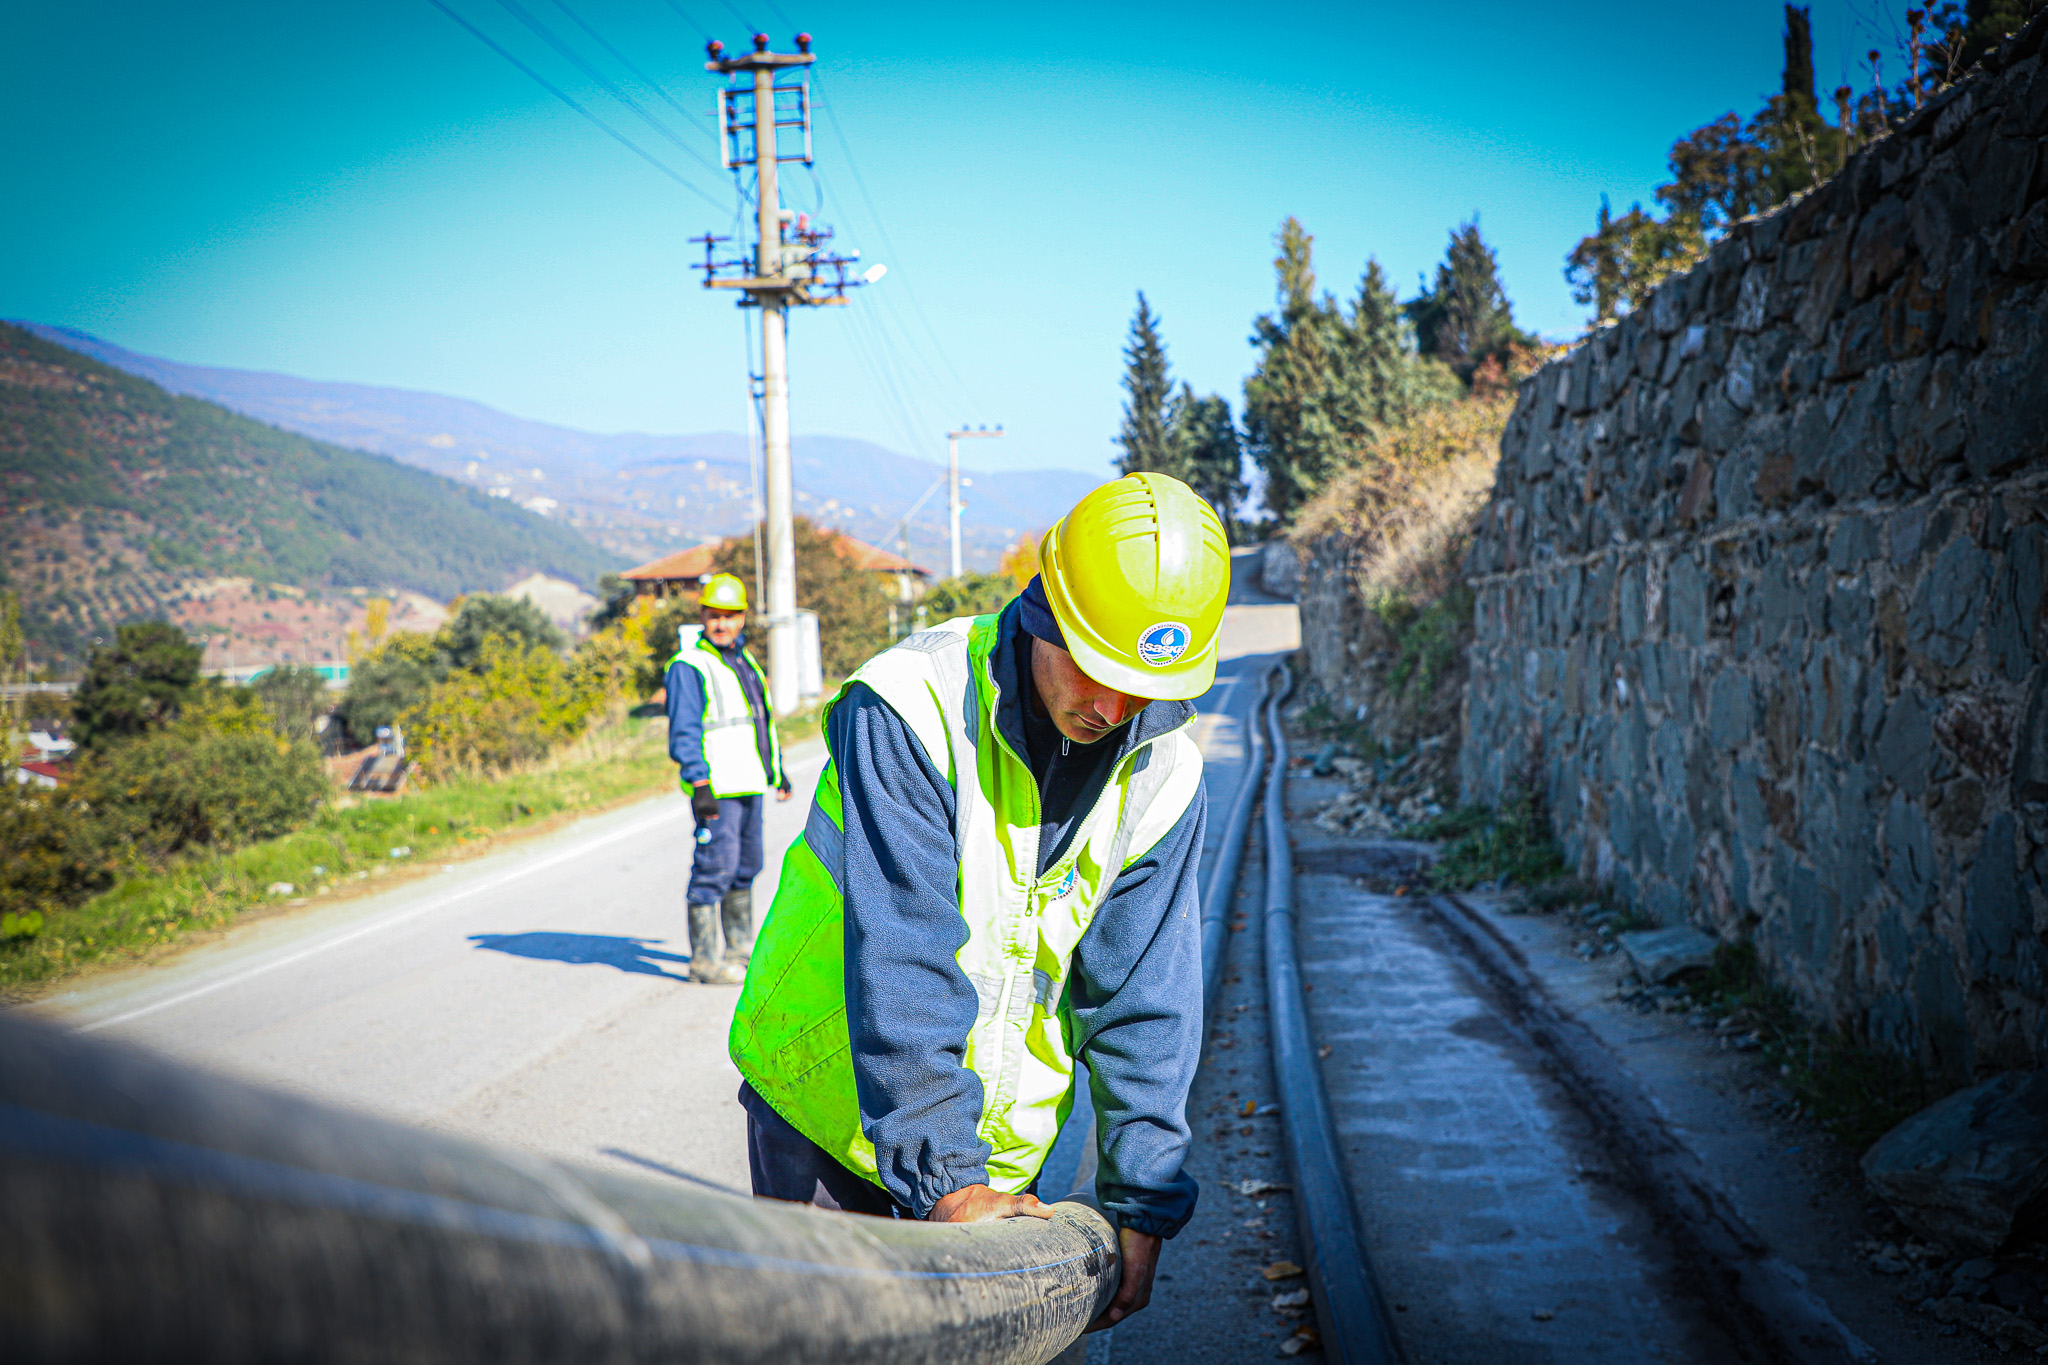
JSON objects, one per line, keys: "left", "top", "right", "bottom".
{"left": 731, "top": 474, "right": 1228, "bottom": 1331}
{"left": 664, "top": 572, "right": 791, "bottom": 985}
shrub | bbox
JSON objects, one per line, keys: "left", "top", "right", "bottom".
{"left": 74, "top": 695, "right": 328, "bottom": 856}
{"left": 0, "top": 786, "right": 118, "bottom": 924}
{"left": 252, "top": 664, "right": 331, "bottom": 743}
{"left": 440, "top": 594, "right": 566, "bottom": 672}
{"left": 337, "top": 631, "right": 441, "bottom": 746}
{"left": 402, "top": 635, "right": 602, "bottom": 779}
{"left": 71, "top": 621, "right": 202, "bottom": 748}
{"left": 922, "top": 572, "right": 1015, "bottom": 622}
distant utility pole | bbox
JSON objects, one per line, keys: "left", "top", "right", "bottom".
{"left": 946, "top": 426, "right": 1003, "bottom": 579}
{"left": 694, "top": 31, "right": 873, "bottom": 714}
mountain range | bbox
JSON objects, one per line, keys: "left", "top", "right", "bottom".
{"left": 0, "top": 322, "right": 614, "bottom": 669}
{"left": 17, "top": 324, "right": 1099, "bottom": 571}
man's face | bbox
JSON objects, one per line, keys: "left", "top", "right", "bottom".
{"left": 1030, "top": 637, "right": 1146, "bottom": 744}
{"left": 702, "top": 606, "right": 745, "bottom": 648}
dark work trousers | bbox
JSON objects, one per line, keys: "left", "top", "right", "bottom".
{"left": 739, "top": 1082, "right": 908, "bottom": 1217}
{"left": 687, "top": 792, "right": 764, "bottom": 906}
{"left": 739, "top": 1082, "right": 1043, "bottom": 1217}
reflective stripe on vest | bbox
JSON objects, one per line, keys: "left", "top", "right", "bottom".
{"left": 728, "top": 614, "right": 1203, "bottom": 1196}
{"left": 671, "top": 625, "right": 780, "bottom": 798}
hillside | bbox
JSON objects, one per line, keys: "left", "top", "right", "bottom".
{"left": 0, "top": 322, "right": 614, "bottom": 669}
{"left": 16, "top": 323, "right": 1101, "bottom": 569}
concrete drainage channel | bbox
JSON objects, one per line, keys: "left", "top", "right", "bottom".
{"left": 1242, "top": 659, "right": 1895, "bottom": 1365}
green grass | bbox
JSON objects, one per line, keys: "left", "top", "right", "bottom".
{"left": 1683, "top": 941, "right": 1931, "bottom": 1151}
{"left": 1293, "top": 694, "right": 1380, "bottom": 758}
{"left": 2, "top": 697, "right": 828, "bottom": 997}
{"left": 0, "top": 716, "right": 688, "bottom": 996}
{"left": 1380, "top": 581, "right": 1474, "bottom": 700}
{"left": 1409, "top": 789, "right": 1568, "bottom": 890}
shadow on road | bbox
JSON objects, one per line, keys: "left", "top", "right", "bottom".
{"left": 468, "top": 932, "right": 691, "bottom": 978}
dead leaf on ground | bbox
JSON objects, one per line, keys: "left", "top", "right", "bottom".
{"left": 1262, "top": 1260, "right": 1304, "bottom": 1280}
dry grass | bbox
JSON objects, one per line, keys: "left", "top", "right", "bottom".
{"left": 1290, "top": 384, "right": 1517, "bottom": 618}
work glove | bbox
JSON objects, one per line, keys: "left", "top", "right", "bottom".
{"left": 691, "top": 783, "right": 721, "bottom": 822}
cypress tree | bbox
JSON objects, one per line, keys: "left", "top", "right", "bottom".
{"left": 1114, "top": 293, "right": 1178, "bottom": 478}
{"left": 1782, "top": 5, "right": 1816, "bottom": 110}
{"left": 1243, "top": 219, "right": 1347, "bottom": 524}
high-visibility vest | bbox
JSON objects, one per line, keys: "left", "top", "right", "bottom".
{"left": 670, "top": 625, "right": 782, "bottom": 798}
{"left": 729, "top": 614, "right": 1203, "bottom": 1195}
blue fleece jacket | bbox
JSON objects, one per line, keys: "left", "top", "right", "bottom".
{"left": 831, "top": 601, "right": 1205, "bottom": 1237}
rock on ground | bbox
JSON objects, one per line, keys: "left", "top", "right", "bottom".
{"left": 1862, "top": 1070, "right": 2048, "bottom": 1255}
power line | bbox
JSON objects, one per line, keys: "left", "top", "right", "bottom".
{"left": 810, "top": 70, "right": 983, "bottom": 415}
{"left": 546, "top": 0, "right": 712, "bottom": 126}
{"left": 715, "top": 0, "right": 759, "bottom": 36}
{"left": 492, "top": 0, "right": 727, "bottom": 179}
{"left": 754, "top": 0, "right": 799, "bottom": 34}
{"left": 425, "top": 0, "right": 728, "bottom": 209}
{"left": 655, "top": 0, "right": 714, "bottom": 42}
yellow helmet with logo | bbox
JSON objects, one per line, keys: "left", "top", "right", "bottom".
{"left": 1038, "top": 473, "right": 1230, "bottom": 700}
{"left": 699, "top": 572, "right": 749, "bottom": 611}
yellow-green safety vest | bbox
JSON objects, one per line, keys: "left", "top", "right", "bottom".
{"left": 670, "top": 625, "right": 782, "bottom": 798}
{"left": 729, "top": 613, "right": 1203, "bottom": 1196}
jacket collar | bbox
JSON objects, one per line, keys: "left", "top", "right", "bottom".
{"left": 989, "top": 600, "right": 1195, "bottom": 765}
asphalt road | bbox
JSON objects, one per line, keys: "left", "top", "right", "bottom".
{"left": 44, "top": 561, "right": 1301, "bottom": 1231}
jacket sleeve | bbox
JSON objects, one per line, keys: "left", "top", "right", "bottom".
{"left": 830, "top": 684, "right": 992, "bottom": 1217}
{"left": 664, "top": 659, "right": 710, "bottom": 785}
{"left": 1065, "top": 788, "right": 1206, "bottom": 1239}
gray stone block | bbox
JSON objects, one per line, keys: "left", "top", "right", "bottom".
{"left": 1862, "top": 1070, "right": 2048, "bottom": 1255}
{"left": 1990, "top": 527, "right": 2044, "bottom": 681}
{"left": 1910, "top": 536, "right": 1991, "bottom": 672}
{"left": 1968, "top": 814, "right": 2033, "bottom": 986}
{"left": 1618, "top": 926, "right": 1721, "bottom": 984}
{"left": 1828, "top": 516, "right": 1879, "bottom": 572}
{"left": 1878, "top": 692, "right": 1938, "bottom": 798}
{"left": 1707, "top": 670, "right": 1755, "bottom": 751}
{"left": 1667, "top": 557, "right": 1708, "bottom": 645}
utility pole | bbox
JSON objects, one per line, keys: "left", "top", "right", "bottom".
{"left": 694, "top": 31, "right": 870, "bottom": 713}
{"left": 945, "top": 426, "right": 1003, "bottom": 579}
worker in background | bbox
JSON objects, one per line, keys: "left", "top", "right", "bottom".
{"left": 731, "top": 474, "right": 1228, "bottom": 1331}
{"left": 665, "top": 573, "right": 790, "bottom": 986}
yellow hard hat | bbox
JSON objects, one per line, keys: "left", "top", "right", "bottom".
{"left": 1038, "top": 473, "right": 1230, "bottom": 700}
{"left": 699, "top": 573, "right": 748, "bottom": 611}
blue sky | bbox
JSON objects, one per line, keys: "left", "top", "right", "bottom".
{"left": 4, "top": 0, "right": 1919, "bottom": 479}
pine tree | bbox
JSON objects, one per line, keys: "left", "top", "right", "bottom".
{"left": 1338, "top": 259, "right": 1429, "bottom": 432}
{"left": 1406, "top": 219, "right": 1526, "bottom": 384}
{"left": 1114, "top": 293, "right": 1179, "bottom": 478}
{"left": 1169, "top": 385, "right": 1245, "bottom": 539}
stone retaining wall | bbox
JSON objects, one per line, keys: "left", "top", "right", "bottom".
{"left": 1458, "top": 20, "right": 2048, "bottom": 1080}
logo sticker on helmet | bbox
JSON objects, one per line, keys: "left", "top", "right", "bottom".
{"left": 1136, "top": 621, "right": 1190, "bottom": 667}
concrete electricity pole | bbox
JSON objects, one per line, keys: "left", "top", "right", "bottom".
{"left": 945, "top": 426, "right": 1003, "bottom": 579}
{"left": 695, "top": 31, "right": 869, "bottom": 713}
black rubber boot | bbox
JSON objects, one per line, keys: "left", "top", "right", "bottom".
{"left": 689, "top": 902, "right": 743, "bottom": 984}
{"left": 720, "top": 886, "right": 754, "bottom": 964}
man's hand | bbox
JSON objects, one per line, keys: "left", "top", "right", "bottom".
{"left": 926, "top": 1183, "right": 1056, "bottom": 1224}
{"left": 690, "top": 783, "right": 720, "bottom": 822}
{"left": 775, "top": 780, "right": 794, "bottom": 803}
{"left": 1087, "top": 1227, "right": 1161, "bottom": 1332}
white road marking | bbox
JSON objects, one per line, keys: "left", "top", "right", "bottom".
{"left": 80, "top": 802, "right": 685, "bottom": 1034}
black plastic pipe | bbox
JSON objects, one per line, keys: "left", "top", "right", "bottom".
{"left": 1199, "top": 665, "right": 1272, "bottom": 1025}
{"left": 0, "top": 1011, "right": 1119, "bottom": 1365}
{"left": 1261, "top": 664, "right": 1405, "bottom": 1365}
